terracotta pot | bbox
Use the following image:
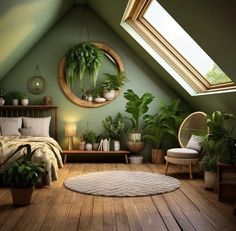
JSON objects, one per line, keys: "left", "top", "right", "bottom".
{"left": 79, "top": 141, "right": 86, "bottom": 150}
{"left": 152, "top": 149, "right": 165, "bottom": 164}
{"left": 11, "top": 187, "right": 34, "bottom": 206}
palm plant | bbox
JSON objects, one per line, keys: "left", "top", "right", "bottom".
{"left": 65, "top": 42, "right": 103, "bottom": 88}
{"left": 143, "top": 99, "right": 186, "bottom": 150}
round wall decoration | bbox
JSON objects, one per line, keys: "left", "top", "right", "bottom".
{"left": 28, "top": 76, "right": 46, "bottom": 94}
{"left": 58, "top": 42, "right": 125, "bottom": 108}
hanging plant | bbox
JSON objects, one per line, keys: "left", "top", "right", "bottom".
{"left": 65, "top": 42, "right": 103, "bottom": 88}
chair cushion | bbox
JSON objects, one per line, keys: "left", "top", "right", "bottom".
{"left": 167, "top": 148, "right": 200, "bottom": 159}
{"left": 186, "top": 135, "right": 203, "bottom": 151}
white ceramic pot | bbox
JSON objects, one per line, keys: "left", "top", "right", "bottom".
{"left": 128, "top": 132, "right": 142, "bottom": 142}
{"left": 87, "top": 95, "right": 93, "bottom": 102}
{"left": 12, "top": 99, "right": 19, "bottom": 106}
{"left": 103, "top": 90, "right": 115, "bottom": 101}
{"left": 0, "top": 98, "right": 5, "bottom": 106}
{"left": 85, "top": 143, "right": 93, "bottom": 151}
{"left": 204, "top": 171, "right": 217, "bottom": 189}
{"left": 21, "top": 99, "right": 29, "bottom": 106}
{"left": 113, "top": 140, "right": 120, "bottom": 151}
{"left": 128, "top": 155, "right": 143, "bottom": 164}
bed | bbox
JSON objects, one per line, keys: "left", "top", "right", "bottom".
{"left": 0, "top": 105, "right": 63, "bottom": 185}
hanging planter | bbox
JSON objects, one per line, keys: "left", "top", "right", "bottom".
{"left": 65, "top": 42, "right": 103, "bottom": 89}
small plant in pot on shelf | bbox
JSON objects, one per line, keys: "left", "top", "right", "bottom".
{"left": 2, "top": 144, "right": 44, "bottom": 206}
{"left": 102, "top": 71, "right": 127, "bottom": 101}
{"left": 143, "top": 99, "right": 186, "bottom": 164}
{"left": 124, "top": 89, "right": 154, "bottom": 163}
{"left": 0, "top": 88, "right": 8, "bottom": 106}
{"left": 65, "top": 42, "right": 103, "bottom": 89}
{"left": 10, "top": 91, "right": 21, "bottom": 106}
{"left": 200, "top": 111, "right": 236, "bottom": 189}
{"left": 83, "top": 129, "right": 97, "bottom": 151}
{"left": 21, "top": 94, "right": 29, "bottom": 106}
{"left": 102, "top": 113, "right": 125, "bottom": 151}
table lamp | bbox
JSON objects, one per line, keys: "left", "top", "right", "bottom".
{"left": 65, "top": 122, "right": 77, "bottom": 150}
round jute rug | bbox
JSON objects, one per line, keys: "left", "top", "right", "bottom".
{"left": 64, "top": 171, "right": 181, "bottom": 197}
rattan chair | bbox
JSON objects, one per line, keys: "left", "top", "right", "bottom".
{"left": 165, "top": 111, "right": 208, "bottom": 179}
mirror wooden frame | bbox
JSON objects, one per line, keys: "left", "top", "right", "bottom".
{"left": 59, "top": 42, "right": 125, "bottom": 108}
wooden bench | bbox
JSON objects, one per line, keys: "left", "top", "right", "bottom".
{"left": 62, "top": 150, "right": 130, "bottom": 164}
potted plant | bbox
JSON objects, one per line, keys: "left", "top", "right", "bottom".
{"left": 21, "top": 94, "right": 29, "bottom": 106}
{"left": 200, "top": 111, "right": 236, "bottom": 189}
{"left": 102, "top": 71, "right": 126, "bottom": 100}
{"left": 0, "top": 89, "right": 8, "bottom": 106}
{"left": 102, "top": 113, "right": 125, "bottom": 151}
{"left": 124, "top": 89, "right": 154, "bottom": 163}
{"left": 83, "top": 129, "right": 97, "bottom": 151}
{"left": 143, "top": 99, "right": 186, "bottom": 164}
{"left": 65, "top": 42, "right": 103, "bottom": 89}
{"left": 2, "top": 144, "right": 44, "bottom": 206}
{"left": 10, "top": 91, "right": 21, "bottom": 106}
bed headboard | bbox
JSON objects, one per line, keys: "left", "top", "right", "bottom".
{"left": 0, "top": 105, "right": 58, "bottom": 139}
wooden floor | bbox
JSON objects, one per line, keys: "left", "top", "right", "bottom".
{"left": 0, "top": 163, "right": 236, "bottom": 231}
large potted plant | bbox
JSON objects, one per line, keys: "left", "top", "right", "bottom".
{"left": 143, "top": 99, "right": 185, "bottom": 164}
{"left": 65, "top": 42, "right": 103, "bottom": 88}
{"left": 200, "top": 111, "right": 235, "bottom": 189}
{"left": 2, "top": 144, "right": 44, "bottom": 206}
{"left": 124, "top": 89, "right": 154, "bottom": 163}
{"left": 102, "top": 113, "right": 125, "bottom": 151}
{"left": 102, "top": 71, "right": 127, "bottom": 100}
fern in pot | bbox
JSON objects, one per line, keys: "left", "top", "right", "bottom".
{"left": 65, "top": 42, "right": 103, "bottom": 89}
{"left": 2, "top": 144, "right": 44, "bottom": 206}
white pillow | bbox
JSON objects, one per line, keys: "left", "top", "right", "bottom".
{"left": 19, "top": 127, "right": 35, "bottom": 136}
{"left": 186, "top": 135, "right": 203, "bottom": 152}
{"left": 22, "top": 117, "right": 51, "bottom": 137}
{"left": 0, "top": 117, "right": 22, "bottom": 136}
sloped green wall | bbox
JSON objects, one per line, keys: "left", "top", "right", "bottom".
{"left": 0, "top": 6, "right": 184, "bottom": 161}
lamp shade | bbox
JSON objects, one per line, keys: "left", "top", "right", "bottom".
{"left": 64, "top": 123, "right": 77, "bottom": 137}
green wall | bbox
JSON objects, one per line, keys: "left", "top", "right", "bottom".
{"left": 0, "top": 6, "right": 183, "bottom": 161}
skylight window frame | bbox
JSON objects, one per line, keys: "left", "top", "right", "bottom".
{"left": 123, "top": 0, "right": 236, "bottom": 94}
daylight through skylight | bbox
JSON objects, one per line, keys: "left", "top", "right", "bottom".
{"left": 143, "top": 0, "right": 232, "bottom": 85}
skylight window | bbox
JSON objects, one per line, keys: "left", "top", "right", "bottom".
{"left": 143, "top": 0, "right": 231, "bottom": 85}
{"left": 122, "top": 0, "right": 236, "bottom": 95}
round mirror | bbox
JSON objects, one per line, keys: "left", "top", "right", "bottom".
{"left": 59, "top": 42, "right": 125, "bottom": 108}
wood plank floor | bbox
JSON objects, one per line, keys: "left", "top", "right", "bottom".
{"left": 0, "top": 163, "right": 236, "bottom": 231}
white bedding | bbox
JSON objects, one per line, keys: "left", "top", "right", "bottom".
{"left": 0, "top": 136, "right": 63, "bottom": 185}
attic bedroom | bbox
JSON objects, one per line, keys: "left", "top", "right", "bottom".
{"left": 0, "top": 0, "right": 236, "bottom": 230}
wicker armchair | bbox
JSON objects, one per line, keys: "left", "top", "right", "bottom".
{"left": 165, "top": 111, "right": 208, "bottom": 179}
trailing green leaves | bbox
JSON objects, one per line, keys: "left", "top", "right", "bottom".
{"left": 65, "top": 42, "right": 103, "bottom": 88}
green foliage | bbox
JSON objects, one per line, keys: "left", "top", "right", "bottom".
{"left": 10, "top": 91, "right": 22, "bottom": 99}
{"left": 65, "top": 42, "right": 103, "bottom": 88}
{"left": 205, "top": 64, "right": 231, "bottom": 85}
{"left": 0, "top": 89, "right": 8, "bottom": 97}
{"left": 83, "top": 129, "right": 97, "bottom": 143}
{"left": 143, "top": 99, "right": 186, "bottom": 150}
{"left": 200, "top": 111, "right": 236, "bottom": 172}
{"left": 124, "top": 89, "right": 154, "bottom": 130}
{"left": 102, "top": 72, "right": 127, "bottom": 91}
{"left": 3, "top": 144, "right": 44, "bottom": 188}
{"left": 102, "top": 113, "right": 125, "bottom": 140}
